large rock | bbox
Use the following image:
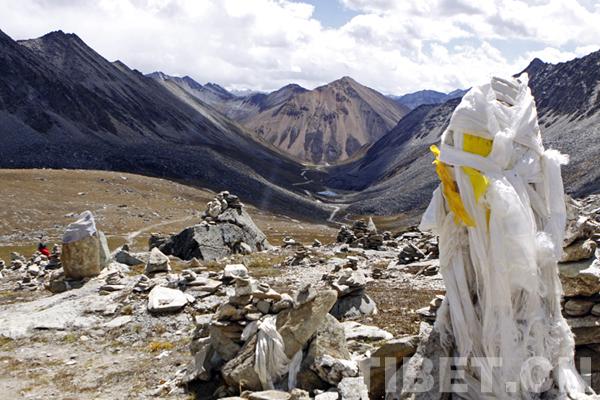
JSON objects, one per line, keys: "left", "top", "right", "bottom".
{"left": 297, "top": 314, "right": 352, "bottom": 391}
{"left": 114, "top": 247, "right": 144, "bottom": 266}
{"left": 276, "top": 290, "right": 338, "bottom": 358}
{"left": 330, "top": 292, "right": 377, "bottom": 320}
{"left": 159, "top": 208, "right": 270, "bottom": 261}
{"left": 147, "top": 286, "right": 190, "bottom": 314}
{"left": 365, "top": 336, "right": 419, "bottom": 400}
{"left": 399, "top": 323, "right": 452, "bottom": 400}
{"left": 221, "top": 290, "right": 338, "bottom": 391}
{"left": 61, "top": 211, "right": 110, "bottom": 279}
{"left": 559, "top": 259, "right": 600, "bottom": 297}
{"left": 182, "top": 338, "right": 221, "bottom": 384}
{"left": 145, "top": 247, "right": 171, "bottom": 274}
{"left": 561, "top": 239, "right": 597, "bottom": 263}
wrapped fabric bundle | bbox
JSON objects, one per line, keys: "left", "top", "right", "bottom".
{"left": 419, "top": 74, "right": 588, "bottom": 398}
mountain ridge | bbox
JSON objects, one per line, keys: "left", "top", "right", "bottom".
{"left": 244, "top": 75, "right": 409, "bottom": 164}
{"left": 0, "top": 29, "right": 331, "bottom": 219}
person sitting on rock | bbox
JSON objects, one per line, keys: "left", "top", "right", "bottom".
{"left": 38, "top": 242, "right": 50, "bottom": 257}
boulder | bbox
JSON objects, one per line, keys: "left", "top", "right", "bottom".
{"left": 61, "top": 211, "right": 108, "bottom": 279}
{"left": 276, "top": 290, "right": 338, "bottom": 358}
{"left": 159, "top": 208, "right": 270, "bottom": 261}
{"left": 297, "top": 314, "right": 351, "bottom": 391}
{"left": 559, "top": 259, "right": 600, "bottom": 297}
{"left": 365, "top": 336, "right": 419, "bottom": 400}
{"left": 114, "top": 248, "right": 144, "bottom": 266}
{"left": 145, "top": 247, "right": 171, "bottom": 274}
{"left": 147, "top": 286, "right": 190, "bottom": 314}
{"left": 330, "top": 293, "right": 377, "bottom": 320}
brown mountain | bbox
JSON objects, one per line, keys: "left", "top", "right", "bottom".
{"left": 244, "top": 76, "right": 409, "bottom": 164}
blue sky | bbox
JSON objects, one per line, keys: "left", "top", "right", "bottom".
{"left": 300, "top": 0, "right": 359, "bottom": 27}
{"left": 0, "top": 0, "right": 599, "bottom": 94}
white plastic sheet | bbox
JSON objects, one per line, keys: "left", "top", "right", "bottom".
{"left": 420, "top": 74, "right": 587, "bottom": 398}
{"left": 62, "top": 210, "right": 97, "bottom": 244}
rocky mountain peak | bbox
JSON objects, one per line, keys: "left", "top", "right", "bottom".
{"left": 204, "top": 82, "right": 235, "bottom": 100}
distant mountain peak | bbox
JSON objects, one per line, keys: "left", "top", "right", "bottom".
{"left": 518, "top": 57, "right": 547, "bottom": 78}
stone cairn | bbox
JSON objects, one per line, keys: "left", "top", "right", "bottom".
{"left": 336, "top": 219, "right": 387, "bottom": 250}
{"left": 183, "top": 264, "right": 377, "bottom": 400}
{"left": 205, "top": 191, "right": 243, "bottom": 220}
{"left": 155, "top": 191, "right": 270, "bottom": 261}
{"left": 328, "top": 268, "right": 377, "bottom": 320}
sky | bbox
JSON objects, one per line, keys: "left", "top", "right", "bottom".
{"left": 1, "top": 0, "right": 599, "bottom": 95}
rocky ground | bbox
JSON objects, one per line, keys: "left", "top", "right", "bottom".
{"left": 1, "top": 170, "right": 600, "bottom": 400}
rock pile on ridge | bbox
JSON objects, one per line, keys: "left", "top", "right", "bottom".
{"left": 336, "top": 219, "right": 386, "bottom": 250}
{"left": 156, "top": 191, "right": 270, "bottom": 261}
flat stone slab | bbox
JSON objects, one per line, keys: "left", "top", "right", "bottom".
{"left": 341, "top": 321, "right": 393, "bottom": 341}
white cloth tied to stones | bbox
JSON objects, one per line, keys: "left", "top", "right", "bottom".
{"left": 419, "top": 74, "right": 588, "bottom": 399}
{"left": 62, "top": 210, "right": 97, "bottom": 244}
{"left": 254, "top": 314, "right": 302, "bottom": 390}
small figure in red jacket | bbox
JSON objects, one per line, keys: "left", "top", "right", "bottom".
{"left": 38, "top": 242, "right": 50, "bottom": 257}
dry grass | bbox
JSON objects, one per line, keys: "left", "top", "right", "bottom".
{"left": 146, "top": 341, "right": 174, "bottom": 352}
{"left": 0, "top": 169, "right": 337, "bottom": 254}
{"left": 362, "top": 280, "right": 444, "bottom": 337}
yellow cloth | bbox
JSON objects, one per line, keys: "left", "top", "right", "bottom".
{"left": 430, "top": 145, "right": 475, "bottom": 227}
{"left": 462, "top": 134, "right": 493, "bottom": 202}
{"left": 430, "top": 134, "right": 493, "bottom": 227}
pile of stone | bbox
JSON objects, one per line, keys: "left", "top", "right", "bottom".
{"left": 183, "top": 265, "right": 378, "bottom": 399}
{"left": 336, "top": 219, "right": 385, "bottom": 250}
{"left": 10, "top": 251, "right": 51, "bottom": 290}
{"left": 396, "top": 229, "right": 438, "bottom": 264}
{"left": 328, "top": 269, "right": 377, "bottom": 320}
{"left": 155, "top": 191, "right": 270, "bottom": 261}
{"left": 559, "top": 254, "right": 600, "bottom": 391}
{"left": 284, "top": 247, "right": 313, "bottom": 267}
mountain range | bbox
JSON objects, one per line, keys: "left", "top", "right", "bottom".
{"left": 391, "top": 89, "right": 467, "bottom": 110}
{"left": 149, "top": 73, "right": 408, "bottom": 164}
{"left": 0, "top": 30, "right": 330, "bottom": 219}
{"left": 0, "top": 29, "right": 598, "bottom": 223}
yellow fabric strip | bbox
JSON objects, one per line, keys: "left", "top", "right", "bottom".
{"left": 462, "top": 134, "right": 493, "bottom": 203}
{"left": 430, "top": 145, "right": 475, "bottom": 227}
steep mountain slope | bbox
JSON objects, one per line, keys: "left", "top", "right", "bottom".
{"left": 0, "top": 30, "right": 330, "bottom": 219}
{"left": 244, "top": 77, "right": 409, "bottom": 164}
{"left": 392, "top": 89, "right": 466, "bottom": 110}
{"left": 328, "top": 50, "right": 600, "bottom": 217}
{"left": 148, "top": 72, "right": 307, "bottom": 122}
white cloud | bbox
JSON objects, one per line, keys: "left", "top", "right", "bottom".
{"left": 0, "top": 0, "right": 598, "bottom": 94}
